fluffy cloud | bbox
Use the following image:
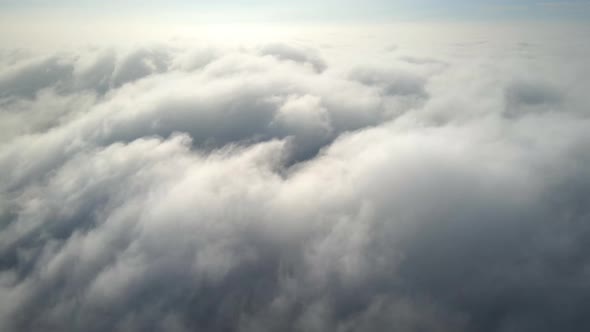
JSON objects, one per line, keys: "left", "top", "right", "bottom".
{"left": 1, "top": 32, "right": 590, "bottom": 332}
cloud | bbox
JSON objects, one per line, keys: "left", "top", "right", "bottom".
{"left": 349, "top": 65, "right": 428, "bottom": 97}
{"left": 259, "top": 43, "right": 327, "bottom": 73}
{"left": 0, "top": 55, "right": 74, "bottom": 98}
{"left": 1, "top": 31, "right": 590, "bottom": 332}
{"left": 504, "top": 80, "right": 562, "bottom": 117}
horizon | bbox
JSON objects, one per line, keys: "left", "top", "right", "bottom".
{"left": 1, "top": 0, "right": 590, "bottom": 22}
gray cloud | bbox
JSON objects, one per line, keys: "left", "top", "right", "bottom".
{"left": 1, "top": 36, "right": 590, "bottom": 332}
{"left": 504, "top": 80, "right": 563, "bottom": 117}
{"left": 260, "top": 43, "right": 327, "bottom": 73}
{"left": 0, "top": 55, "right": 74, "bottom": 98}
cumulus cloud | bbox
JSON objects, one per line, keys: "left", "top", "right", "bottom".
{"left": 259, "top": 43, "right": 327, "bottom": 73}
{"left": 1, "top": 29, "right": 590, "bottom": 332}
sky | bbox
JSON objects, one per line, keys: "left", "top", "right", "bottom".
{"left": 1, "top": 0, "right": 590, "bottom": 22}
{"left": 1, "top": 1, "right": 590, "bottom": 332}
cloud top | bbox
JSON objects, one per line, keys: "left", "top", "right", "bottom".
{"left": 1, "top": 31, "right": 590, "bottom": 332}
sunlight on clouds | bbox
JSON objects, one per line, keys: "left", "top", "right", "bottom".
{"left": 0, "top": 4, "right": 590, "bottom": 331}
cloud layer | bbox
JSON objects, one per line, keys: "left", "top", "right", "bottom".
{"left": 1, "top": 31, "right": 590, "bottom": 332}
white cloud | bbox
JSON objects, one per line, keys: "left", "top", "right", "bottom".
{"left": 1, "top": 27, "right": 590, "bottom": 332}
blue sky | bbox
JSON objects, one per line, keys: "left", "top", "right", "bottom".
{"left": 1, "top": 0, "right": 589, "bottom": 22}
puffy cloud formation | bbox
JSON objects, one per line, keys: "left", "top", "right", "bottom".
{"left": 1, "top": 32, "right": 590, "bottom": 332}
